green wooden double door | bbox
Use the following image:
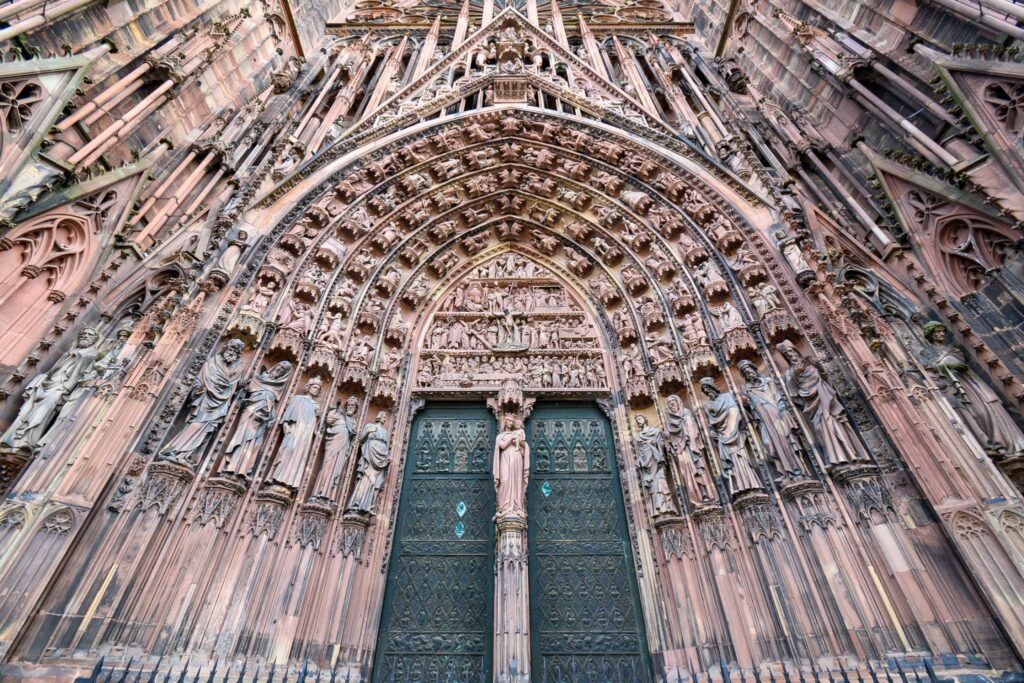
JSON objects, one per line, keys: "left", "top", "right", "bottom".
{"left": 373, "top": 403, "right": 651, "bottom": 683}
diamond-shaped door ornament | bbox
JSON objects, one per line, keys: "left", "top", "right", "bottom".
{"left": 456, "top": 500, "right": 467, "bottom": 517}
{"left": 454, "top": 521, "right": 466, "bottom": 538}
{"left": 541, "top": 480, "right": 552, "bottom": 497}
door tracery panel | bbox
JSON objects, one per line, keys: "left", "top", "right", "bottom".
{"left": 372, "top": 403, "right": 496, "bottom": 683}
{"left": 526, "top": 402, "right": 652, "bottom": 683}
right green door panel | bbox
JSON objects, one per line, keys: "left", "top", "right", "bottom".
{"left": 526, "top": 403, "right": 652, "bottom": 682}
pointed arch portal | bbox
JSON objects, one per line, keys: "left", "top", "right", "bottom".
{"left": 372, "top": 246, "right": 652, "bottom": 682}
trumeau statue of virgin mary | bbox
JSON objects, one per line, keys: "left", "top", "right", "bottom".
{"left": 493, "top": 413, "right": 530, "bottom": 519}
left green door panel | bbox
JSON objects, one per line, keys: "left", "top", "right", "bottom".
{"left": 372, "top": 403, "right": 496, "bottom": 683}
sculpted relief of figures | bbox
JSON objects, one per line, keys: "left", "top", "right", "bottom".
{"left": 417, "top": 254, "right": 607, "bottom": 392}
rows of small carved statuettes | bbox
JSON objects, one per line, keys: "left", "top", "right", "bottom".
{"left": 73, "top": 655, "right": 961, "bottom": 683}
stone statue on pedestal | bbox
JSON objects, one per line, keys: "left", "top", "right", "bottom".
{"left": 699, "top": 377, "right": 762, "bottom": 496}
{"left": 493, "top": 413, "right": 529, "bottom": 519}
{"left": 218, "top": 360, "right": 292, "bottom": 479}
{"left": 634, "top": 414, "right": 678, "bottom": 516}
{"left": 922, "top": 322, "right": 1024, "bottom": 460}
{"left": 267, "top": 377, "right": 322, "bottom": 489}
{"left": 664, "top": 395, "right": 716, "bottom": 505}
{"left": 738, "top": 360, "right": 805, "bottom": 479}
{"left": 346, "top": 410, "right": 393, "bottom": 513}
{"left": 158, "top": 339, "right": 246, "bottom": 467}
{"left": 777, "top": 340, "right": 870, "bottom": 468}
{"left": 1, "top": 327, "right": 103, "bottom": 452}
{"left": 310, "top": 396, "right": 360, "bottom": 500}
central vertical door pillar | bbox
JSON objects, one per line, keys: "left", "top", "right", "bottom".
{"left": 490, "top": 386, "right": 535, "bottom": 683}
{"left": 494, "top": 516, "right": 529, "bottom": 683}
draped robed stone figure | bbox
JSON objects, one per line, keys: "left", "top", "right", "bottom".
{"left": 664, "top": 395, "right": 716, "bottom": 505}
{"left": 346, "top": 410, "right": 392, "bottom": 514}
{"left": 634, "top": 414, "right": 677, "bottom": 516}
{"left": 310, "top": 396, "right": 360, "bottom": 501}
{"left": 738, "top": 360, "right": 805, "bottom": 479}
{"left": 158, "top": 339, "right": 246, "bottom": 467}
{"left": 777, "top": 340, "right": 870, "bottom": 468}
{"left": 218, "top": 360, "right": 292, "bottom": 479}
{"left": 699, "top": 377, "right": 762, "bottom": 496}
{"left": 1, "top": 327, "right": 103, "bottom": 452}
{"left": 267, "top": 377, "right": 322, "bottom": 489}
{"left": 922, "top": 322, "right": 1024, "bottom": 460}
{"left": 38, "top": 326, "right": 132, "bottom": 450}
{"left": 493, "top": 413, "right": 530, "bottom": 519}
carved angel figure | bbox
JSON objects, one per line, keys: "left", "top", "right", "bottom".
{"left": 749, "top": 282, "right": 781, "bottom": 317}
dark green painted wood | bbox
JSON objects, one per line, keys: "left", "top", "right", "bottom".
{"left": 372, "top": 403, "right": 497, "bottom": 683}
{"left": 526, "top": 403, "right": 653, "bottom": 683}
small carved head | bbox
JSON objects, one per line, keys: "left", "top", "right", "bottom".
{"left": 737, "top": 359, "right": 759, "bottom": 381}
{"left": 77, "top": 326, "right": 100, "bottom": 348}
{"left": 666, "top": 394, "right": 682, "bottom": 412}
{"left": 269, "top": 360, "right": 293, "bottom": 378}
{"left": 776, "top": 340, "right": 802, "bottom": 365}
{"left": 345, "top": 396, "right": 360, "bottom": 415}
{"left": 306, "top": 376, "right": 323, "bottom": 397}
{"left": 376, "top": 409, "right": 390, "bottom": 424}
{"left": 698, "top": 377, "right": 720, "bottom": 398}
{"left": 222, "top": 339, "right": 245, "bottom": 363}
{"left": 634, "top": 414, "right": 648, "bottom": 429}
{"left": 922, "top": 321, "right": 946, "bottom": 344}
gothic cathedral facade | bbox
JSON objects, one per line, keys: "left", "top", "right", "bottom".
{"left": 0, "top": 0, "right": 1023, "bottom": 680}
